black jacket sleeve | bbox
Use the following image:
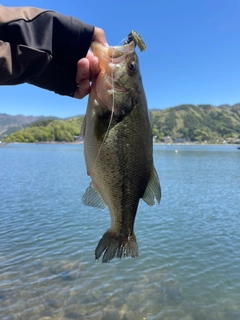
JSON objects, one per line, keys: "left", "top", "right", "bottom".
{"left": 0, "top": 6, "right": 94, "bottom": 96}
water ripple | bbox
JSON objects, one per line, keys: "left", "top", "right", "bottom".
{"left": 0, "top": 144, "right": 240, "bottom": 319}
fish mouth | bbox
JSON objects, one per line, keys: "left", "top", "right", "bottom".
{"left": 91, "top": 41, "right": 135, "bottom": 113}
{"left": 91, "top": 41, "right": 135, "bottom": 73}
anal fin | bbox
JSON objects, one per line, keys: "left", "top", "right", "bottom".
{"left": 82, "top": 183, "right": 107, "bottom": 209}
{"left": 142, "top": 165, "right": 161, "bottom": 206}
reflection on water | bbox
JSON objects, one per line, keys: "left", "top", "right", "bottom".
{"left": 0, "top": 144, "right": 240, "bottom": 320}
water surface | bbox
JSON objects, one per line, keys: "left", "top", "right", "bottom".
{"left": 0, "top": 144, "right": 240, "bottom": 320}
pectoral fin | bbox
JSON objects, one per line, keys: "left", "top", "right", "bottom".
{"left": 82, "top": 183, "right": 107, "bottom": 209}
{"left": 142, "top": 165, "right": 161, "bottom": 206}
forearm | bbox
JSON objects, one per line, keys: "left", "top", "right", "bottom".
{"left": 0, "top": 6, "right": 94, "bottom": 96}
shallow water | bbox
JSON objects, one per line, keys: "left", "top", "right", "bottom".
{"left": 0, "top": 143, "right": 239, "bottom": 320}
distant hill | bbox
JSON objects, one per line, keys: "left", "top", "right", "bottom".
{"left": 3, "top": 117, "right": 83, "bottom": 143}
{"left": 150, "top": 103, "right": 240, "bottom": 142}
{"left": 3, "top": 103, "right": 240, "bottom": 143}
{"left": 0, "top": 113, "right": 57, "bottom": 139}
{"left": 218, "top": 103, "right": 240, "bottom": 115}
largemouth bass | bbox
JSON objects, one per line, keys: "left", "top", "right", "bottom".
{"left": 81, "top": 35, "right": 161, "bottom": 263}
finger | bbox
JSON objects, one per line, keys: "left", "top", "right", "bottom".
{"left": 86, "top": 51, "right": 94, "bottom": 58}
{"left": 76, "top": 58, "right": 90, "bottom": 84}
{"left": 74, "top": 79, "right": 90, "bottom": 99}
{"left": 92, "top": 27, "right": 108, "bottom": 46}
{"left": 89, "top": 55, "right": 100, "bottom": 80}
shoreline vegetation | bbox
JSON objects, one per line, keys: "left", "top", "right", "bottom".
{"left": 1, "top": 103, "right": 240, "bottom": 144}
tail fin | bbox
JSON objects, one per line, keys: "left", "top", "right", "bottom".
{"left": 95, "top": 230, "right": 138, "bottom": 263}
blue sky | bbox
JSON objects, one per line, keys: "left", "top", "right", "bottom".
{"left": 1, "top": 0, "right": 240, "bottom": 117}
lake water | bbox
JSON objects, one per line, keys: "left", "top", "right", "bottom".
{"left": 0, "top": 143, "right": 239, "bottom": 320}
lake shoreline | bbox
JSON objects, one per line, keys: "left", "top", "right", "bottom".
{"left": 3, "top": 141, "right": 240, "bottom": 146}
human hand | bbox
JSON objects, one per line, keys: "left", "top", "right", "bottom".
{"left": 74, "top": 27, "right": 108, "bottom": 99}
{"left": 74, "top": 51, "right": 100, "bottom": 99}
{"left": 92, "top": 27, "right": 108, "bottom": 47}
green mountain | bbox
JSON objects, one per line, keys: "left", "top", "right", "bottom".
{"left": 150, "top": 104, "right": 240, "bottom": 142}
{"left": 0, "top": 113, "right": 56, "bottom": 140}
{"left": 4, "top": 117, "right": 83, "bottom": 143}
{"left": 3, "top": 104, "right": 240, "bottom": 143}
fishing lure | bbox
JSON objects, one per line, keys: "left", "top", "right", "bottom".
{"left": 125, "top": 30, "right": 147, "bottom": 52}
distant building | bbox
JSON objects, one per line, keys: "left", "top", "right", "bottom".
{"left": 164, "top": 136, "right": 172, "bottom": 144}
{"left": 173, "top": 138, "right": 191, "bottom": 143}
{"left": 174, "top": 138, "right": 185, "bottom": 143}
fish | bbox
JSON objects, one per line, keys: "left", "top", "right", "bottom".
{"left": 81, "top": 34, "right": 161, "bottom": 263}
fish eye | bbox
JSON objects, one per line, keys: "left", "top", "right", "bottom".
{"left": 128, "top": 61, "right": 137, "bottom": 72}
